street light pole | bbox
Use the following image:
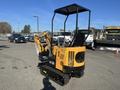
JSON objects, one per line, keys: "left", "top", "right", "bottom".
{"left": 33, "top": 16, "right": 39, "bottom": 33}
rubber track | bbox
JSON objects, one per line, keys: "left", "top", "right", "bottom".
{"left": 39, "top": 63, "right": 70, "bottom": 86}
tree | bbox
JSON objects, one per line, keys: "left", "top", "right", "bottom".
{"left": 21, "top": 25, "right": 31, "bottom": 34}
{"left": 0, "top": 22, "right": 12, "bottom": 34}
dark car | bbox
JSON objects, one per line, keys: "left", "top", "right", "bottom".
{"left": 8, "top": 34, "right": 22, "bottom": 42}
{"left": 28, "top": 36, "right": 34, "bottom": 42}
{"left": 24, "top": 35, "right": 30, "bottom": 41}
{"left": 14, "top": 36, "right": 26, "bottom": 43}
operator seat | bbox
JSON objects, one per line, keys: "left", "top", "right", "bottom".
{"left": 70, "top": 31, "right": 85, "bottom": 47}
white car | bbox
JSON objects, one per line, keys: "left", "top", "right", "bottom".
{"left": 85, "top": 33, "right": 94, "bottom": 47}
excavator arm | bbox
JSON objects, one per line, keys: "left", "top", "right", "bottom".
{"left": 34, "top": 34, "right": 45, "bottom": 53}
{"left": 34, "top": 32, "right": 53, "bottom": 60}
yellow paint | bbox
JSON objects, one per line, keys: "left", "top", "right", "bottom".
{"left": 34, "top": 35, "right": 45, "bottom": 53}
{"left": 54, "top": 46, "right": 86, "bottom": 71}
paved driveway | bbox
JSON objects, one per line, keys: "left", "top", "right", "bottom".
{"left": 0, "top": 41, "right": 120, "bottom": 90}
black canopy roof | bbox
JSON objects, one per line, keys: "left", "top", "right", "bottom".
{"left": 54, "top": 4, "right": 90, "bottom": 15}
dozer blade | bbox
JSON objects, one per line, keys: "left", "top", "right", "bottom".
{"left": 38, "top": 63, "right": 70, "bottom": 86}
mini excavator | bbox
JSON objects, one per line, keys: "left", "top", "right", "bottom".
{"left": 34, "top": 4, "right": 91, "bottom": 85}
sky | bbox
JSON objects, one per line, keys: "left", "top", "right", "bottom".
{"left": 0, "top": 0, "right": 120, "bottom": 32}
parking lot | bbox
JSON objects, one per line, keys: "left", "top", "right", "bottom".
{"left": 0, "top": 40, "right": 120, "bottom": 90}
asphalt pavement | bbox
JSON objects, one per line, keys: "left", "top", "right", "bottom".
{"left": 0, "top": 41, "right": 120, "bottom": 90}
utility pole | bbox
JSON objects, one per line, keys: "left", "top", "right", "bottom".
{"left": 33, "top": 16, "right": 39, "bottom": 33}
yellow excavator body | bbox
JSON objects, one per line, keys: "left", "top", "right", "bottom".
{"left": 34, "top": 3, "right": 91, "bottom": 85}
{"left": 53, "top": 46, "right": 85, "bottom": 71}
